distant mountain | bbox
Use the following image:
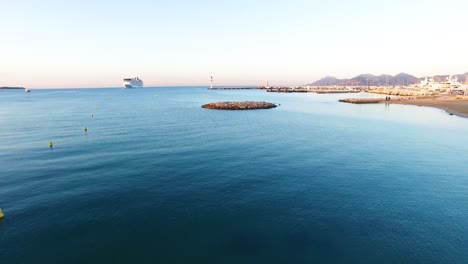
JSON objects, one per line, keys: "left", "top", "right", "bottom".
{"left": 311, "top": 76, "right": 341, "bottom": 86}
{"left": 395, "top": 73, "right": 420, "bottom": 84}
{"left": 310, "top": 73, "right": 421, "bottom": 86}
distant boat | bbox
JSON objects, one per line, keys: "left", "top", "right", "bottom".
{"left": 25, "top": 88, "right": 30, "bottom": 93}
{"left": 123, "top": 77, "right": 143, "bottom": 88}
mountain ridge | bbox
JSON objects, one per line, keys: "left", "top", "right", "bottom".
{"left": 309, "top": 72, "right": 468, "bottom": 86}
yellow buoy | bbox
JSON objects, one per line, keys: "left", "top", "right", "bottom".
{"left": 0, "top": 208, "right": 4, "bottom": 219}
{"left": 49, "top": 141, "right": 53, "bottom": 148}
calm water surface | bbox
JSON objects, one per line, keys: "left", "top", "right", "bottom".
{"left": 1, "top": 87, "right": 468, "bottom": 263}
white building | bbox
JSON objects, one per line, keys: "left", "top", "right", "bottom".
{"left": 418, "top": 75, "right": 465, "bottom": 92}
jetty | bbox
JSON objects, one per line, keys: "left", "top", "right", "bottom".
{"left": 0, "top": 87, "right": 25, "bottom": 90}
{"left": 209, "top": 87, "right": 259, "bottom": 90}
{"left": 266, "top": 88, "right": 308, "bottom": 93}
{"left": 202, "top": 101, "right": 277, "bottom": 110}
{"left": 315, "top": 90, "right": 360, "bottom": 94}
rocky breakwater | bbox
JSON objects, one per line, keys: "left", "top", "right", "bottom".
{"left": 202, "top": 101, "right": 277, "bottom": 110}
{"left": 339, "top": 98, "right": 386, "bottom": 104}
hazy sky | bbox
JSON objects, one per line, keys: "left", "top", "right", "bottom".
{"left": 1, "top": 0, "right": 467, "bottom": 88}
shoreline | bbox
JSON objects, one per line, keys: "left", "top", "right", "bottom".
{"left": 382, "top": 96, "right": 468, "bottom": 119}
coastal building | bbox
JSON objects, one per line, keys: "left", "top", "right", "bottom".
{"left": 415, "top": 75, "right": 465, "bottom": 93}
{"left": 418, "top": 76, "right": 441, "bottom": 90}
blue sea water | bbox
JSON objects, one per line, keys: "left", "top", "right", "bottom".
{"left": 1, "top": 87, "right": 468, "bottom": 263}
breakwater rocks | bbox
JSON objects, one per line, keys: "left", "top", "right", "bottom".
{"left": 339, "top": 98, "right": 385, "bottom": 104}
{"left": 202, "top": 101, "right": 277, "bottom": 110}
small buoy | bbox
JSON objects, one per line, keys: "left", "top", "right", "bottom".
{"left": 84, "top": 127, "right": 88, "bottom": 132}
{"left": 91, "top": 113, "right": 94, "bottom": 117}
{"left": 0, "top": 208, "right": 4, "bottom": 219}
{"left": 49, "top": 141, "right": 53, "bottom": 148}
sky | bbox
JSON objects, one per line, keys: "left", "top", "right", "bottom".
{"left": 1, "top": 0, "right": 468, "bottom": 88}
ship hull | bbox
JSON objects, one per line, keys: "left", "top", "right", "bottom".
{"left": 124, "top": 84, "right": 143, "bottom": 88}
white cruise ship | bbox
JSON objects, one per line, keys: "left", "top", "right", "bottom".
{"left": 123, "top": 77, "right": 143, "bottom": 88}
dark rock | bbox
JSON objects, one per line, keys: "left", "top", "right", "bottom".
{"left": 339, "top": 98, "right": 385, "bottom": 104}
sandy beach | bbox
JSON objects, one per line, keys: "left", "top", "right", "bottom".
{"left": 383, "top": 96, "right": 468, "bottom": 118}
